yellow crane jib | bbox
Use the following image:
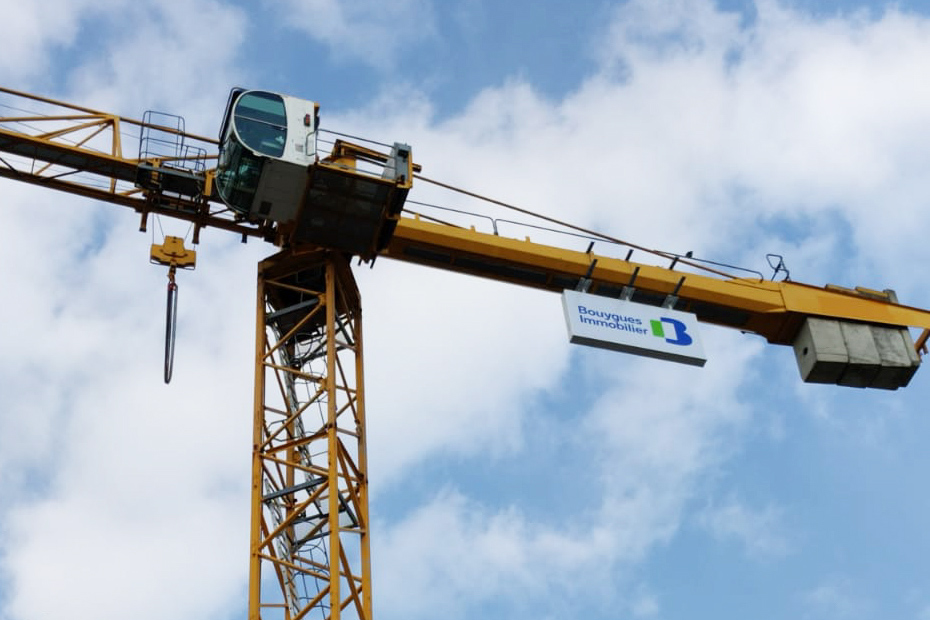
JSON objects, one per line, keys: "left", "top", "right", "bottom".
{"left": 385, "top": 216, "right": 930, "bottom": 390}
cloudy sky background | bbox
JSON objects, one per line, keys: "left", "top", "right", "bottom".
{"left": 3, "top": 0, "right": 930, "bottom": 618}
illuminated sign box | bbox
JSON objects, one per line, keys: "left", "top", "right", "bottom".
{"left": 561, "top": 289, "right": 707, "bottom": 367}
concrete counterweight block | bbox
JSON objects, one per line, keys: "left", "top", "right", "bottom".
{"left": 837, "top": 322, "right": 881, "bottom": 388}
{"left": 793, "top": 318, "right": 848, "bottom": 385}
{"left": 871, "top": 325, "right": 921, "bottom": 389}
{"left": 792, "top": 317, "right": 920, "bottom": 390}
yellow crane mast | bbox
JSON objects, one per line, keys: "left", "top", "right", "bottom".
{"left": 2, "top": 85, "right": 930, "bottom": 620}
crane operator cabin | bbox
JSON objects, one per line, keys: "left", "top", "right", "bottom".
{"left": 215, "top": 88, "right": 414, "bottom": 259}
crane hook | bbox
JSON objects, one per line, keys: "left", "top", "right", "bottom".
{"left": 150, "top": 236, "right": 196, "bottom": 384}
{"left": 165, "top": 266, "right": 178, "bottom": 384}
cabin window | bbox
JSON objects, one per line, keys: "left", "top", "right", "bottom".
{"left": 233, "top": 91, "right": 287, "bottom": 157}
{"left": 216, "top": 137, "right": 264, "bottom": 214}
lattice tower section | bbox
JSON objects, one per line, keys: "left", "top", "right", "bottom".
{"left": 249, "top": 250, "right": 371, "bottom": 620}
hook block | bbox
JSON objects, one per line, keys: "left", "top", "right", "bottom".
{"left": 151, "top": 235, "right": 197, "bottom": 270}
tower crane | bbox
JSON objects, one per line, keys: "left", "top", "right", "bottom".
{"left": 2, "top": 84, "right": 930, "bottom": 620}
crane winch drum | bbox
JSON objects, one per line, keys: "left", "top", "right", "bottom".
{"left": 215, "top": 88, "right": 415, "bottom": 259}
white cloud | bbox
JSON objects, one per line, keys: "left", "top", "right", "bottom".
{"left": 4, "top": 491, "right": 247, "bottom": 619}
{"left": 266, "top": 0, "right": 436, "bottom": 69}
{"left": 65, "top": 1, "right": 248, "bottom": 125}
{"left": 359, "top": 262, "right": 570, "bottom": 487}
{"left": 697, "top": 496, "right": 794, "bottom": 559}
{"left": 365, "top": 329, "right": 760, "bottom": 619}
{"left": 581, "top": 0, "right": 930, "bottom": 293}
{"left": 804, "top": 577, "right": 871, "bottom": 619}
{"left": 373, "top": 489, "right": 630, "bottom": 620}
{"left": 580, "top": 329, "right": 762, "bottom": 555}
{"left": 0, "top": 3, "right": 259, "bottom": 619}
{"left": 0, "top": 0, "right": 113, "bottom": 83}
{"left": 0, "top": 188, "right": 260, "bottom": 619}
{"left": 630, "top": 586, "right": 660, "bottom": 618}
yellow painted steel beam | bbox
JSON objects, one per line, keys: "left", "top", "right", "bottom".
{"left": 0, "top": 124, "right": 139, "bottom": 182}
{"left": 385, "top": 215, "right": 930, "bottom": 345}
{"left": 0, "top": 86, "right": 273, "bottom": 241}
{"left": 0, "top": 128, "right": 267, "bottom": 239}
{"left": 0, "top": 85, "right": 217, "bottom": 143}
{"left": 251, "top": 250, "right": 371, "bottom": 620}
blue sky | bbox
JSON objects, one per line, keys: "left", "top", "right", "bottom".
{"left": 3, "top": 1, "right": 930, "bottom": 619}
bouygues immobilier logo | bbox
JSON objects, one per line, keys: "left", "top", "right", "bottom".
{"left": 561, "top": 289, "right": 706, "bottom": 367}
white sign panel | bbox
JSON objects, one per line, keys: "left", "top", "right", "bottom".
{"left": 561, "top": 289, "right": 707, "bottom": 367}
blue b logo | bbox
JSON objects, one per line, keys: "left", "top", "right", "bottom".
{"left": 650, "top": 317, "right": 693, "bottom": 346}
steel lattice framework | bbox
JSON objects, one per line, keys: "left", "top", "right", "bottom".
{"left": 250, "top": 250, "right": 371, "bottom": 620}
{"left": 5, "top": 84, "right": 930, "bottom": 620}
